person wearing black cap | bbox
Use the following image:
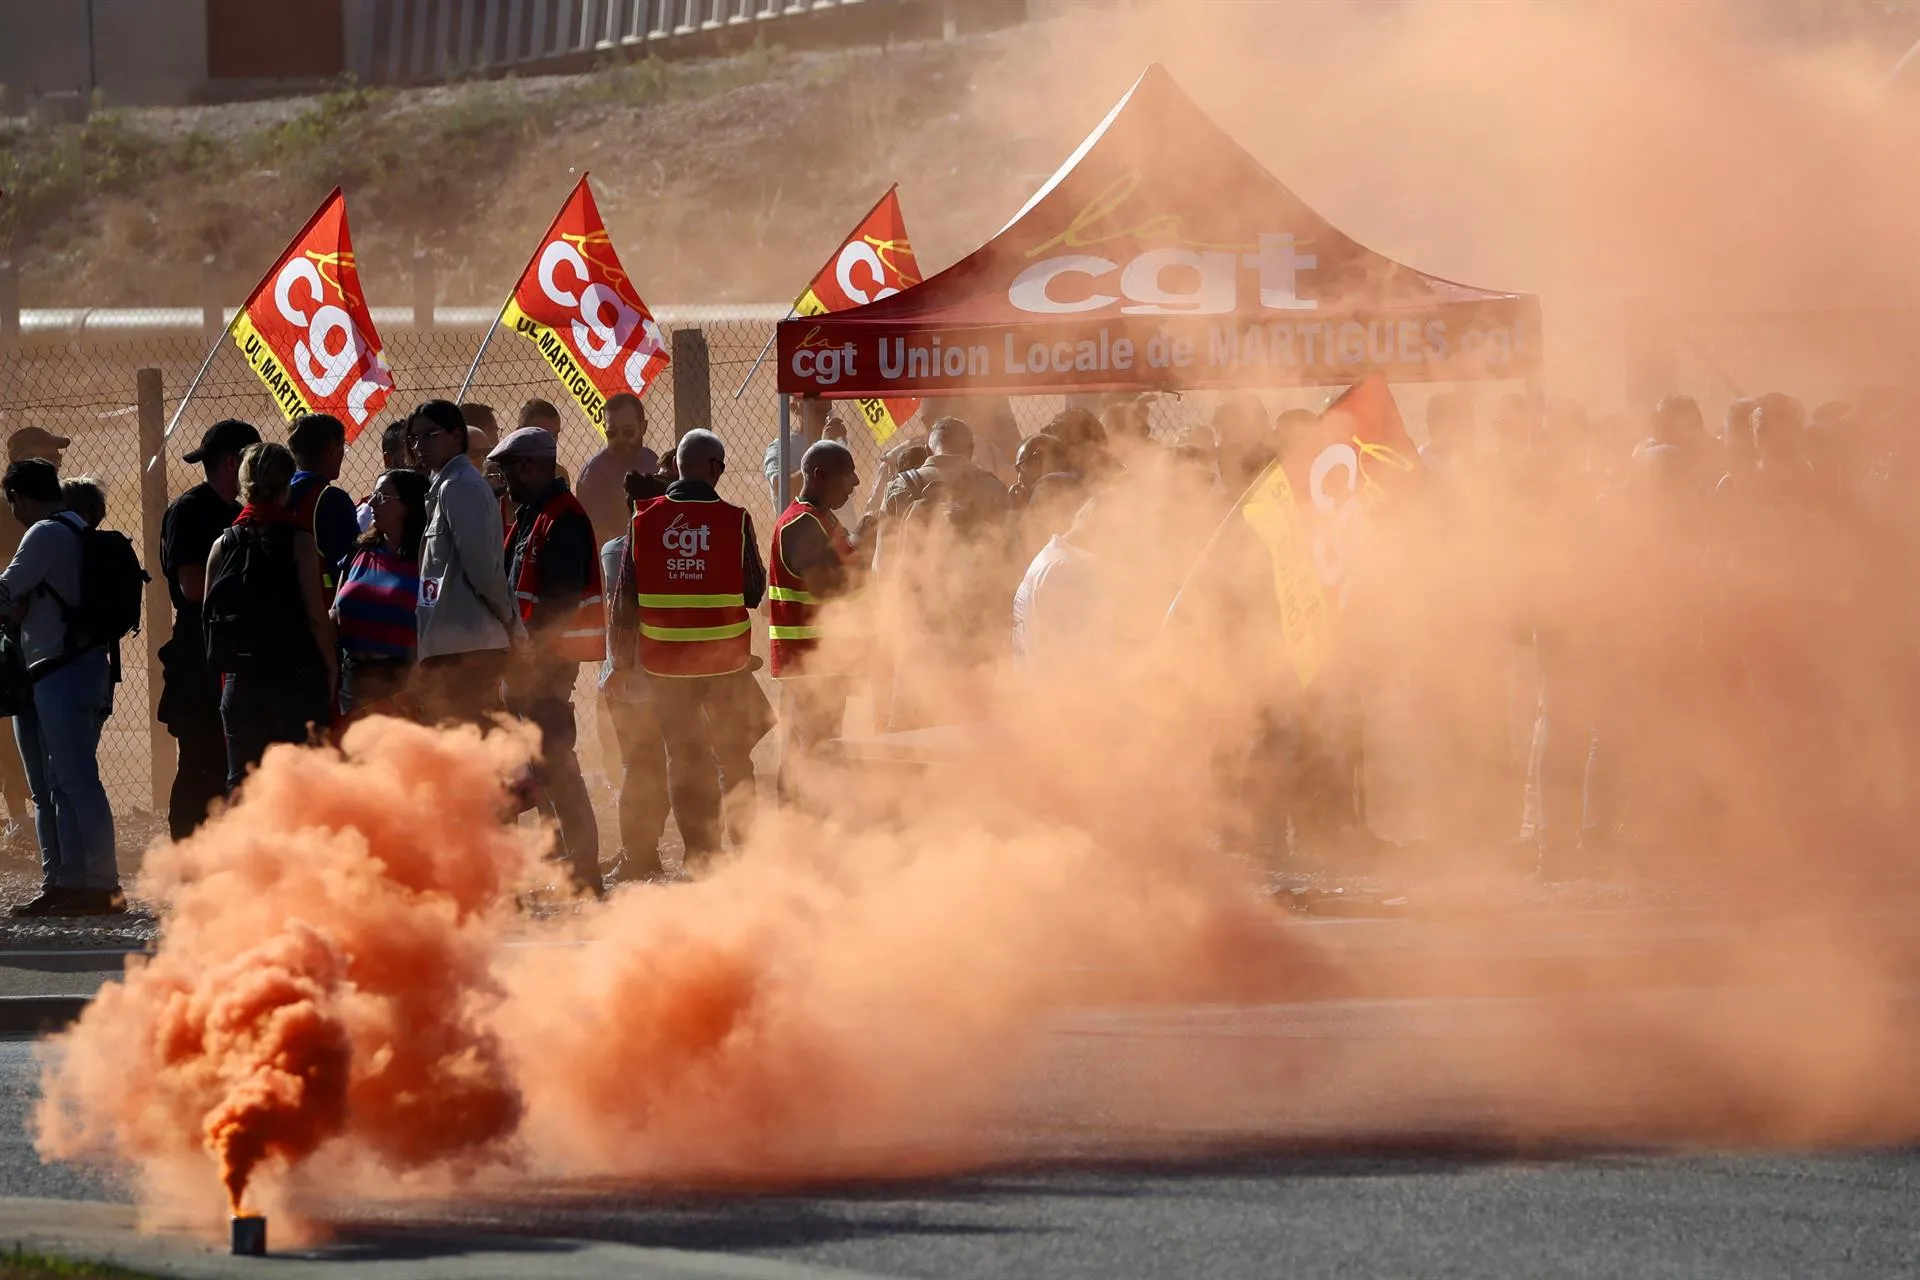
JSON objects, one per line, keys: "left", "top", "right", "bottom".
{"left": 158, "top": 418, "right": 260, "bottom": 840}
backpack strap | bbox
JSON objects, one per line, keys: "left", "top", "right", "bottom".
{"left": 33, "top": 512, "right": 89, "bottom": 616}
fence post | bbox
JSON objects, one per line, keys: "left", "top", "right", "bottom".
{"left": 0, "top": 262, "right": 17, "bottom": 409}
{"left": 0, "top": 260, "right": 19, "bottom": 358}
{"left": 671, "top": 326, "right": 712, "bottom": 444}
{"left": 413, "top": 249, "right": 436, "bottom": 332}
{"left": 136, "top": 368, "right": 174, "bottom": 815}
{"left": 199, "top": 255, "right": 222, "bottom": 336}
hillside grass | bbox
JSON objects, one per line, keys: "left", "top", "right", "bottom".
{"left": 0, "top": 40, "right": 787, "bottom": 253}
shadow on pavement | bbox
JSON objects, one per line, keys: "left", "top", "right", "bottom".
{"left": 288, "top": 1226, "right": 588, "bottom": 1263}
{"left": 329, "top": 1136, "right": 1655, "bottom": 1252}
{"left": 335, "top": 1196, "right": 1045, "bottom": 1255}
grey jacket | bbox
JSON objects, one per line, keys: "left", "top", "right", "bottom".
{"left": 417, "top": 454, "right": 518, "bottom": 660}
{"left": 0, "top": 510, "right": 87, "bottom": 667}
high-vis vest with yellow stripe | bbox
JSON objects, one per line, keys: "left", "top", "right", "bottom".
{"left": 768, "top": 500, "right": 853, "bottom": 678}
{"left": 630, "top": 494, "right": 751, "bottom": 678}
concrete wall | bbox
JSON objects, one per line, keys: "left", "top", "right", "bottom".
{"left": 0, "top": 0, "right": 207, "bottom": 108}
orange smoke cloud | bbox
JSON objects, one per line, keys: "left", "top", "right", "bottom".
{"left": 497, "top": 804, "right": 1301, "bottom": 1185}
{"left": 195, "top": 927, "right": 353, "bottom": 1212}
{"left": 32, "top": 0, "right": 1920, "bottom": 1235}
{"left": 34, "top": 717, "right": 540, "bottom": 1219}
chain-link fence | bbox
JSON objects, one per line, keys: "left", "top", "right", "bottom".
{"left": 0, "top": 312, "right": 1454, "bottom": 826}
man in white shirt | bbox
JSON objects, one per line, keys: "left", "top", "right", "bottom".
{"left": 1012, "top": 497, "right": 1109, "bottom": 673}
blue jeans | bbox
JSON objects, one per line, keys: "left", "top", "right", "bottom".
{"left": 14, "top": 648, "right": 117, "bottom": 892}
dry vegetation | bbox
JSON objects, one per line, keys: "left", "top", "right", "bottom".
{"left": 2, "top": 0, "right": 1916, "bottom": 313}
{"left": 0, "top": 32, "right": 1064, "bottom": 310}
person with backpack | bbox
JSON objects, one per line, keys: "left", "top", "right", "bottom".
{"left": 878, "top": 416, "right": 1010, "bottom": 536}
{"left": 203, "top": 443, "right": 336, "bottom": 794}
{"left": 59, "top": 477, "right": 106, "bottom": 530}
{"left": 332, "top": 468, "right": 429, "bottom": 721}
{"left": 0, "top": 430, "right": 70, "bottom": 854}
{"left": 0, "top": 459, "right": 125, "bottom": 917}
{"left": 287, "top": 413, "right": 363, "bottom": 596}
{"left": 159, "top": 418, "right": 260, "bottom": 839}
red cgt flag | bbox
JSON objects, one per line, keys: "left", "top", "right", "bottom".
{"left": 229, "top": 189, "right": 394, "bottom": 439}
{"left": 502, "top": 175, "right": 669, "bottom": 437}
{"left": 794, "top": 186, "right": 923, "bottom": 445}
{"left": 1240, "top": 373, "right": 1418, "bottom": 688}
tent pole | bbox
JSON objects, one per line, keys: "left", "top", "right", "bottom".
{"left": 777, "top": 393, "right": 792, "bottom": 510}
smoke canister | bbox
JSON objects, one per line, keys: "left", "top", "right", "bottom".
{"left": 231, "top": 1214, "right": 267, "bottom": 1256}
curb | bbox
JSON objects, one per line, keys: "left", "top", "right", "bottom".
{"left": 0, "top": 996, "right": 88, "bottom": 1035}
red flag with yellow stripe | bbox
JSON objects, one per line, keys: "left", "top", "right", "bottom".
{"left": 502, "top": 175, "right": 670, "bottom": 437}
{"left": 229, "top": 189, "right": 394, "bottom": 439}
{"left": 1240, "top": 374, "right": 1418, "bottom": 687}
{"left": 794, "top": 187, "right": 923, "bottom": 444}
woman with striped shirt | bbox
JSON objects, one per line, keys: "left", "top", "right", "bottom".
{"left": 332, "top": 469, "right": 428, "bottom": 720}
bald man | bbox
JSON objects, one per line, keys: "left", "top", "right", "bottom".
{"left": 768, "top": 440, "right": 872, "bottom": 802}
{"left": 628, "top": 430, "right": 771, "bottom": 868}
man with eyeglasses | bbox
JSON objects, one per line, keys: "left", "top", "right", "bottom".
{"left": 408, "top": 400, "right": 524, "bottom": 724}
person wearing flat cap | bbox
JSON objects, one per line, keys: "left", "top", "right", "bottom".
{"left": 158, "top": 418, "right": 261, "bottom": 840}
{"left": 0, "top": 428, "right": 71, "bottom": 849}
{"left": 491, "top": 425, "right": 604, "bottom": 895}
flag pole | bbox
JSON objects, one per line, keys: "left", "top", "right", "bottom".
{"left": 730, "top": 306, "right": 797, "bottom": 400}
{"left": 454, "top": 304, "right": 506, "bottom": 402}
{"left": 458, "top": 172, "right": 590, "bottom": 407}
{"left": 143, "top": 186, "right": 346, "bottom": 473}
{"left": 145, "top": 325, "right": 233, "bottom": 474}
{"left": 1159, "top": 459, "right": 1278, "bottom": 631}
{"left": 732, "top": 184, "right": 900, "bottom": 401}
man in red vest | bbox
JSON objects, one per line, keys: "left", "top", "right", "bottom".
{"left": 630, "top": 429, "right": 771, "bottom": 869}
{"left": 492, "top": 426, "right": 606, "bottom": 895}
{"left": 768, "top": 439, "right": 871, "bottom": 801}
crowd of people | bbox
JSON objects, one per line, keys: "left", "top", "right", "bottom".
{"left": 761, "top": 381, "right": 1919, "bottom": 878}
{"left": 0, "top": 373, "right": 1900, "bottom": 916}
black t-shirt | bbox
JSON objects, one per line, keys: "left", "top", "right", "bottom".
{"left": 161, "top": 482, "right": 239, "bottom": 623}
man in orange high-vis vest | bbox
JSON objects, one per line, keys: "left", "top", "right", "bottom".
{"left": 768, "top": 440, "right": 872, "bottom": 802}
{"left": 630, "top": 429, "right": 771, "bottom": 869}
{"left": 493, "top": 427, "right": 606, "bottom": 896}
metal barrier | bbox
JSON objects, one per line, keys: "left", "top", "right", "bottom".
{"left": 346, "top": 0, "right": 943, "bottom": 85}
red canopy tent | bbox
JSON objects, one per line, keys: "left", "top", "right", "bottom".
{"left": 777, "top": 64, "right": 1540, "bottom": 400}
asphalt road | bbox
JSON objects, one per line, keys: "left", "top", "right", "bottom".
{"left": 6, "top": 993, "right": 1920, "bottom": 1279}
